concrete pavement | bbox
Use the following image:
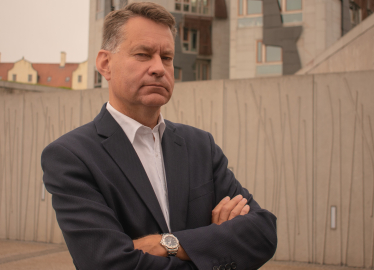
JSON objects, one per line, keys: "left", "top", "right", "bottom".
{"left": 0, "top": 239, "right": 367, "bottom": 270}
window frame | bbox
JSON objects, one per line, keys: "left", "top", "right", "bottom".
{"left": 28, "top": 74, "right": 32, "bottom": 82}
{"left": 175, "top": 0, "right": 211, "bottom": 15}
{"left": 278, "top": 0, "right": 303, "bottom": 24}
{"left": 181, "top": 27, "right": 199, "bottom": 54}
{"left": 238, "top": 0, "right": 263, "bottom": 17}
{"left": 256, "top": 40, "right": 283, "bottom": 64}
{"left": 195, "top": 60, "right": 210, "bottom": 81}
{"left": 12, "top": 74, "right": 16, "bottom": 81}
{"left": 78, "top": 75, "right": 82, "bottom": 83}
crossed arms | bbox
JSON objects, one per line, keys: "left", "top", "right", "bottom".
{"left": 41, "top": 122, "right": 277, "bottom": 270}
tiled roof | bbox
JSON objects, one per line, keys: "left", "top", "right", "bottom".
{"left": 32, "top": 63, "right": 79, "bottom": 88}
{"left": 0, "top": 63, "right": 14, "bottom": 81}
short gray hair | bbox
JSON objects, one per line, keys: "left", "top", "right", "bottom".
{"left": 101, "top": 2, "right": 177, "bottom": 53}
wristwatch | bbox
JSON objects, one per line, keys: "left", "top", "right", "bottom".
{"left": 160, "top": 233, "right": 179, "bottom": 256}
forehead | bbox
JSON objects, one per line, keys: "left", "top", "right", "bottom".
{"left": 121, "top": 16, "right": 174, "bottom": 51}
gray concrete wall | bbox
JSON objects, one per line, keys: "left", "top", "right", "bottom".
{"left": 1, "top": 71, "right": 374, "bottom": 267}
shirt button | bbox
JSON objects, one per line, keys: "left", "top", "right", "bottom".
{"left": 219, "top": 265, "right": 225, "bottom": 270}
{"left": 225, "top": 263, "right": 231, "bottom": 270}
{"left": 213, "top": 266, "right": 219, "bottom": 270}
{"left": 231, "top": 262, "right": 237, "bottom": 269}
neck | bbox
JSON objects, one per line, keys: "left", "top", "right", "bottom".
{"left": 109, "top": 101, "right": 160, "bottom": 129}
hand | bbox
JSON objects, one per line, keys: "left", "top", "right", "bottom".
{"left": 211, "top": 195, "right": 250, "bottom": 225}
{"left": 133, "top": 234, "right": 166, "bottom": 257}
{"left": 133, "top": 234, "right": 191, "bottom": 261}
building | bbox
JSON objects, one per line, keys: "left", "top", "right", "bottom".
{"left": 0, "top": 52, "right": 88, "bottom": 90}
{"left": 87, "top": 0, "right": 373, "bottom": 88}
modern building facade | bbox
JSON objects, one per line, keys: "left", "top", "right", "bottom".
{"left": 87, "top": 0, "right": 373, "bottom": 84}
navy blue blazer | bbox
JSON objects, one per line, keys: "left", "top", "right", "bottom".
{"left": 41, "top": 104, "right": 277, "bottom": 270}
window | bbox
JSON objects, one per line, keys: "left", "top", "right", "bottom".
{"left": 195, "top": 60, "right": 210, "bottom": 80}
{"left": 350, "top": 0, "right": 362, "bottom": 28}
{"left": 28, "top": 74, "right": 32, "bottom": 82}
{"left": 0, "top": 76, "right": 2, "bottom": 80}
{"left": 174, "top": 67, "right": 182, "bottom": 81}
{"left": 47, "top": 76, "right": 52, "bottom": 82}
{"left": 94, "top": 70, "right": 102, "bottom": 88}
{"left": 238, "top": 0, "right": 263, "bottom": 27}
{"left": 256, "top": 41, "right": 283, "bottom": 76}
{"left": 278, "top": 0, "right": 303, "bottom": 23}
{"left": 238, "top": 0, "right": 262, "bottom": 16}
{"left": 182, "top": 28, "right": 198, "bottom": 53}
{"left": 78, "top": 75, "right": 82, "bottom": 83}
{"left": 175, "top": 0, "right": 211, "bottom": 15}
{"left": 65, "top": 77, "right": 70, "bottom": 82}
{"left": 12, "top": 74, "right": 16, "bottom": 81}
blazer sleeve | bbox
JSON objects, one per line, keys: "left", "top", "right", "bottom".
{"left": 173, "top": 133, "right": 277, "bottom": 270}
{"left": 42, "top": 142, "right": 198, "bottom": 270}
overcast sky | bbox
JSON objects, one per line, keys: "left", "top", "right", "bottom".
{"left": 0, "top": 0, "right": 90, "bottom": 63}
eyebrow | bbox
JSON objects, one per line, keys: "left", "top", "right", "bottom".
{"left": 130, "top": 45, "right": 174, "bottom": 57}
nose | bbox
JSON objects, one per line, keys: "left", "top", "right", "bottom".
{"left": 148, "top": 56, "right": 165, "bottom": 77}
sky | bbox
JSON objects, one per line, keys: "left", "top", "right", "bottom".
{"left": 0, "top": 0, "right": 90, "bottom": 64}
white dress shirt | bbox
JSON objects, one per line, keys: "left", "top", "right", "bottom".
{"left": 106, "top": 102, "right": 170, "bottom": 231}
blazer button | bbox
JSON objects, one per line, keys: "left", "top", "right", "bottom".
{"left": 219, "top": 265, "right": 225, "bottom": 270}
{"left": 213, "top": 266, "right": 219, "bottom": 270}
{"left": 231, "top": 262, "right": 237, "bottom": 269}
{"left": 225, "top": 263, "right": 232, "bottom": 270}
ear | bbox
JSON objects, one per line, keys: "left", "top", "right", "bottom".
{"left": 96, "top": 50, "right": 112, "bottom": 81}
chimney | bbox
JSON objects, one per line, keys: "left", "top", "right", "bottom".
{"left": 60, "top": 51, "right": 66, "bottom": 67}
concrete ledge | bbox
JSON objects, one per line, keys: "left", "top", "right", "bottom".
{"left": 0, "top": 80, "right": 71, "bottom": 92}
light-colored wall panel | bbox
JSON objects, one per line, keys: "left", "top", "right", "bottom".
{"left": 1, "top": 71, "right": 374, "bottom": 268}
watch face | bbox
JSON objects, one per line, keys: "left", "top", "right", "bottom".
{"left": 164, "top": 235, "right": 178, "bottom": 248}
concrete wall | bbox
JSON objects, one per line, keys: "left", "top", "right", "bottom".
{"left": 297, "top": 13, "right": 374, "bottom": 75}
{"left": 1, "top": 71, "right": 374, "bottom": 267}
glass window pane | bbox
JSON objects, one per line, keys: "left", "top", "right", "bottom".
{"left": 202, "top": 64, "right": 207, "bottom": 80}
{"left": 191, "top": 0, "right": 197, "bottom": 12}
{"left": 266, "top": 46, "right": 282, "bottom": 62}
{"left": 175, "top": 3, "right": 181, "bottom": 10}
{"left": 191, "top": 30, "right": 198, "bottom": 51}
{"left": 183, "top": 28, "right": 189, "bottom": 41}
{"left": 256, "top": 64, "right": 283, "bottom": 75}
{"left": 238, "top": 16, "right": 263, "bottom": 27}
{"left": 286, "top": 0, "right": 302, "bottom": 11}
{"left": 239, "top": 0, "right": 243, "bottom": 15}
{"left": 278, "top": 0, "right": 282, "bottom": 9}
{"left": 183, "top": 4, "right": 189, "bottom": 11}
{"left": 247, "top": 0, "right": 262, "bottom": 14}
{"left": 281, "top": 13, "right": 302, "bottom": 23}
{"left": 257, "top": 41, "right": 263, "bottom": 62}
{"left": 183, "top": 43, "right": 189, "bottom": 51}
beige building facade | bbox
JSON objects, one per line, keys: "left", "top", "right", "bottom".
{"left": 72, "top": 60, "right": 88, "bottom": 90}
{"left": 7, "top": 58, "right": 38, "bottom": 84}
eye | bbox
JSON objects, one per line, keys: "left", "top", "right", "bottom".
{"left": 135, "top": 53, "right": 150, "bottom": 60}
{"left": 162, "top": 56, "right": 173, "bottom": 62}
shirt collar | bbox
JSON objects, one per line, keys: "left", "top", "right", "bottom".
{"left": 106, "top": 102, "right": 166, "bottom": 144}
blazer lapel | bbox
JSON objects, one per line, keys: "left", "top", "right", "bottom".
{"left": 94, "top": 104, "right": 169, "bottom": 233}
{"left": 162, "top": 121, "right": 189, "bottom": 232}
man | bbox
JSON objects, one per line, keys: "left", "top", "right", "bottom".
{"left": 41, "top": 3, "right": 277, "bottom": 270}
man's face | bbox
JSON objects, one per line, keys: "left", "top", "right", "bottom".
{"left": 108, "top": 16, "right": 175, "bottom": 113}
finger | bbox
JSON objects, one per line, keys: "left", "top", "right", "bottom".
{"left": 218, "top": 194, "right": 243, "bottom": 224}
{"left": 240, "top": 204, "right": 250, "bottom": 216}
{"left": 228, "top": 198, "right": 248, "bottom": 220}
{"left": 212, "top": 196, "right": 230, "bottom": 224}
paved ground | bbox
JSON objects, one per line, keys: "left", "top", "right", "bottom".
{"left": 0, "top": 239, "right": 368, "bottom": 270}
